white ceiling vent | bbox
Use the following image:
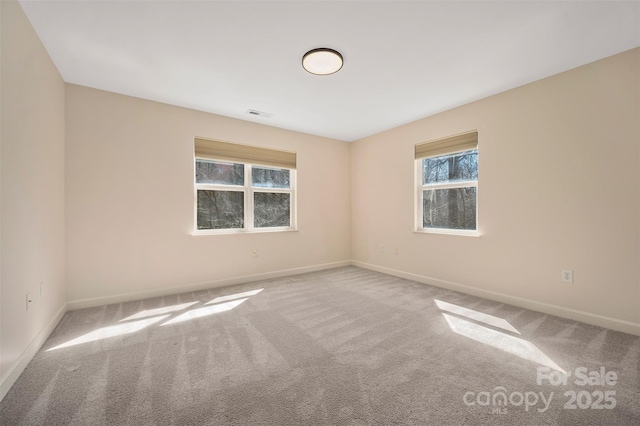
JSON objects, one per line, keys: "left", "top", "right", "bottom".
{"left": 247, "top": 109, "right": 273, "bottom": 118}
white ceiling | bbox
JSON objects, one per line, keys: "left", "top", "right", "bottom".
{"left": 18, "top": 1, "right": 640, "bottom": 142}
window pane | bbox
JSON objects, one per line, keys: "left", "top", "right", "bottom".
{"left": 197, "top": 190, "right": 244, "bottom": 229}
{"left": 196, "top": 160, "right": 244, "bottom": 185}
{"left": 423, "top": 187, "right": 476, "bottom": 230}
{"left": 423, "top": 150, "right": 477, "bottom": 185}
{"left": 254, "top": 192, "right": 290, "bottom": 228}
{"left": 252, "top": 166, "right": 290, "bottom": 189}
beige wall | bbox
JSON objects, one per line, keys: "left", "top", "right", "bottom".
{"left": 0, "top": 0, "right": 66, "bottom": 395}
{"left": 351, "top": 48, "right": 640, "bottom": 330}
{"left": 65, "top": 85, "right": 351, "bottom": 304}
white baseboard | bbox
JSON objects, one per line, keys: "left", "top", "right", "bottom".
{"left": 67, "top": 260, "right": 352, "bottom": 310}
{"left": 351, "top": 261, "right": 640, "bottom": 337}
{"left": 0, "top": 302, "right": 67, "bottom": 402}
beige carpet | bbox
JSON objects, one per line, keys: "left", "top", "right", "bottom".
{"left": 1, "top": 266, "right": 639, "bottom": 425}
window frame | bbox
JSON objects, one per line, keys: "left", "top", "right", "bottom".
{"left": 194, "top": 160, "right": 297, "bottom": 235}
{"left": 414, "top": 149, "right": 479, "bottom": 237}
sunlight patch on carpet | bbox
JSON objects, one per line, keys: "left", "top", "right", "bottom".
{"left": 47, "top": 315, "right": 170, "bottom": 351}
{"left": 161, "top": 298, "right": 248, "bottom": 326}
{"left": 205, "top": 288, "right": 263, "bottom": 305}
{"left": 120, "top": 301, "right": 199, "bottom": 322}
{"left": 442, "top": 313, "right": 564, "bottom": 372}
{"left": 434, "top": 299, "right": 520, "bottom": 334}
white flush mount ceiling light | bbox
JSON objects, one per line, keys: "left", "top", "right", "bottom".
{"left": 302, "top": 48, "right": 343, "bottom": 75}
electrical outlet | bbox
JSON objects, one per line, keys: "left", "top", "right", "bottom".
{"left": 378, "top": 244, "right": 384, "bottom": 253}
{"left": 394, "top": 247, "right": 399, "bottom": 255}
{"left": 26, "top": 292, "right": 32, "bottom": 311}
{"left": 40, "top": 281, "right": 45, "bottom": 297}
{"left": 561, "top": 269, "right": 573, "bottom": 283}
{"left": 252, "top": 249, "right": 258, "bottom": 258}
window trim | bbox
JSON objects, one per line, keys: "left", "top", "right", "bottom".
{"left": 193, "top": 160, "right": 297, "bottom": 235}
{"left": 414, "top": 149, "right": 479, "bottom": 237}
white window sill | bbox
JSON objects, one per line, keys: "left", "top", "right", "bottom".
{"left": 414, "top": 228, "right": 480, "bottom": 237}
{"left": 192, "top": 227, "right": 298, "bottom": 236}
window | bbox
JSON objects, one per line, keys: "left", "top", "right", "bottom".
{"left": 194, "top": 138, "right": 296, "bottom": 233}
{"left": 415, "top": 131, "right": 478, "bottom": 235}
